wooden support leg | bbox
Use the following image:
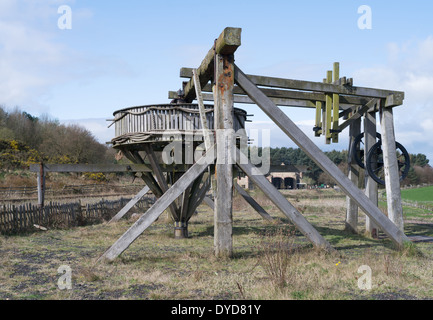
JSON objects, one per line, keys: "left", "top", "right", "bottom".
{"left": 97, "top": 149, "right": 216, "bottom": 262}
{"left": 37, "top": 163, "right": 45, "bottom": 208}
{"left": 234, "top": 65, "right": 409, "bottom": 249}
{"left": 235, "top": 148, "right": 335, "bottom": 252}
{"left": 345, "top": 118, "right": 361, "bottom": 233}
{"left": 234, "top": 182, "right": 273, "bottom": 222}
{"left": 213, "top": 53, "right": 235, "bottom": 258}
{"left": 143, "top": 145, "right": 180, "bottom": 220}
{"left": 109, "top": 186, "right": 150, "bottom": 223}
{"left": 364, "top": 111, "right": 379, "bottom": 237}
{"left": 203, "top": 196, "right": 215, "bottom": 210}
{"left": 380, "top": 105, "right": 404, "bottom": 232}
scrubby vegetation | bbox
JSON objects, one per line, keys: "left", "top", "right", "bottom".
{"left": 0, "top": 106, "right": 114, "bottom": 171}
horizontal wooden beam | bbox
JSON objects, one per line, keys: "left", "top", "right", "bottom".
{"left": 179, "top": 67, "right": 404, "bottom": 102}
{"left": 181, "top": 27, "right": 241, "bottom": 103}
{"left": 29, "top": 163, "right": 189, "bottom": 173}
{"left": 169, "top": 90, "right": 318, "bottom": 108}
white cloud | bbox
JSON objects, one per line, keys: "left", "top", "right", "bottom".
{"left": 0, "top": 1, "right": 134, "bottom": 116}
{"left": 353, "top": 36, "right": 433, "bottom": 162}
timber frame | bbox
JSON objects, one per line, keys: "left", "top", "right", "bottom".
{"left": 92, "top": 27, "right": 411, "bottom": 262}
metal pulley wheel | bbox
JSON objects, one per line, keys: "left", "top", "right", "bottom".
{"left": 365, "top": 140, "right": 410, "bottom": 185}
{"left": 352, "top": 132, "right": 382, "bottom": 169}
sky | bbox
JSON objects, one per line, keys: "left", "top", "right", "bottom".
{"left": 1, "top": 0, "right": 433, "bottom": 162}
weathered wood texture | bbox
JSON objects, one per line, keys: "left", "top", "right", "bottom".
{"left": 144, "top": 144, "right": 179, "bottom": 220}
{"left": 182, "top": 27, "right": 241, "bottom": 103}
{"left": 234, "top": 65, "right": 409, "bottom": 249}
{"left": 213, "top": 53, "right": 235, "bottom": 258}
{"left": 380, "top": 106, "right": 404, "bottom": 232}
{"left": 109, "top": 186, "right": 150, "bottom": 223}
{"left": 193, "top": 68, "right": 213, "bottom": 151}
{"left": 345, "top": 117, "right": 361, "bottom": 233}
{"left": 364, "top": 111, "right": 379, "bottom": 237}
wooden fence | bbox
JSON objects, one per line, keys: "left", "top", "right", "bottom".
{"left": 0, "top": 196, "right": 155, "bottom": 235}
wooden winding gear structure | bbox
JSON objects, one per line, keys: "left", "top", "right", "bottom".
{"left": 97, "top": 27, "right": 412, "bottom": 262}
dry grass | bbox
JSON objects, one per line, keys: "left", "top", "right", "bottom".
{"left": 1, "top": 188, "right": 433, "bottom": 300}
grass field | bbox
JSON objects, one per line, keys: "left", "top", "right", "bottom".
{"left": 401, "top": 186, "right": 433, "bottom": 204}
{"left": 1, "top": 188, "right": 433, "bottom": 300}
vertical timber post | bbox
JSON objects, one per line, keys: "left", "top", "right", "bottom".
{"left": 380, "top": 102, "right": 404, "bottom": 232}
{"left": 345, "top": 118, "right": 361, "bottom": 233}
{"left": 37, "top": 162, "right": 45, "bottom": 208}
{"left": 364, "top": 110, "right": 379, "bottom": 237}
{"left": 213, "top": 52, "right": 235, "bottom": 258}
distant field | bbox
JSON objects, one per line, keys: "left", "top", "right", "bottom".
{"left": 401, "top": 186, "right": 433, "bottom": 203}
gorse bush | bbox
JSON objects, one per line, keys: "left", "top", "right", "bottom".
{"left": 0, "top": 106, "right": 111, "bottom": 170}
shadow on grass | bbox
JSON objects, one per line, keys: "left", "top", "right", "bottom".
{"left": 404, "top": 223, "right": 433, "bottom": 238}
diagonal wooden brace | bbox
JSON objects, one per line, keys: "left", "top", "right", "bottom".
{"left": 97, "top": 148, "right": 217, "bottom": 262}
{"left": 234, "top": 64, "right": 410, "bottom": 249}
{"left": 235, "top": 148, "right": 335, "bottom": 252}
{"left": 109, "top": 185, "right": 150, "bottom": 223}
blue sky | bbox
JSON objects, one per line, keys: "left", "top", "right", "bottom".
{"left": 1, "top": 0, "right": 433, "bottom": 162}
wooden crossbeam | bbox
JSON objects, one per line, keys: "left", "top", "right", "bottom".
{"left": 172, "top": 81, "right": 372, "bottom": 108}
{"left": 97, "top": 147, "right": 217, "bottom": 262}
{"left": 170, "top": 90, "right": 319, "bottom": 109}
{"left": 179, "top": 67, "right": 405, "bottom": 101}
{"left": 182, "top": 27, "right": 241, "bottom": 103}
{"left": 234, "top": 64, "right": 410, "bottom": 249}
{"left": 29, "top": 163, "right": 189, "bottom": 173}
{"left": 235, "top": 148, "right": 334, "bottom": 252}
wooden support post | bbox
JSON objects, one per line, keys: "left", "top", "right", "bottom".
{"left": 380, "top": 104, "right": 404, "bottom": 232}
{"left": 213, "top": 52, "right": 235, "bottom": 258}
{"left": 364, "top": 111, "right": 379, "bottom": 237}
{"left": 332, "top": 62, "right": 340, "bottom": 143}
{"left": 235, "top": 148, "right": 335, "bottom": 252}
{"left": 345, "top": 117, "right": 361, "bottom": 233}
{"left": 37, "top": 163, "right": 45, "bottom": 208}
{"left": 97, "top": 149, "right": 216, "bottom": 262}
{"left": 109, "top": 186, "right": 150, "bottom": 223}
{"left": 182, "top": 27, "right": 241, "bottom": 103}
{"left": 234, "top": 65, "right": 410, "bottom": 249}
{"left": 325, "top": 71, "right": 333, "bottom": 144}
{"left": 234, "top": 182, "right": 273, "bottom": 222}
